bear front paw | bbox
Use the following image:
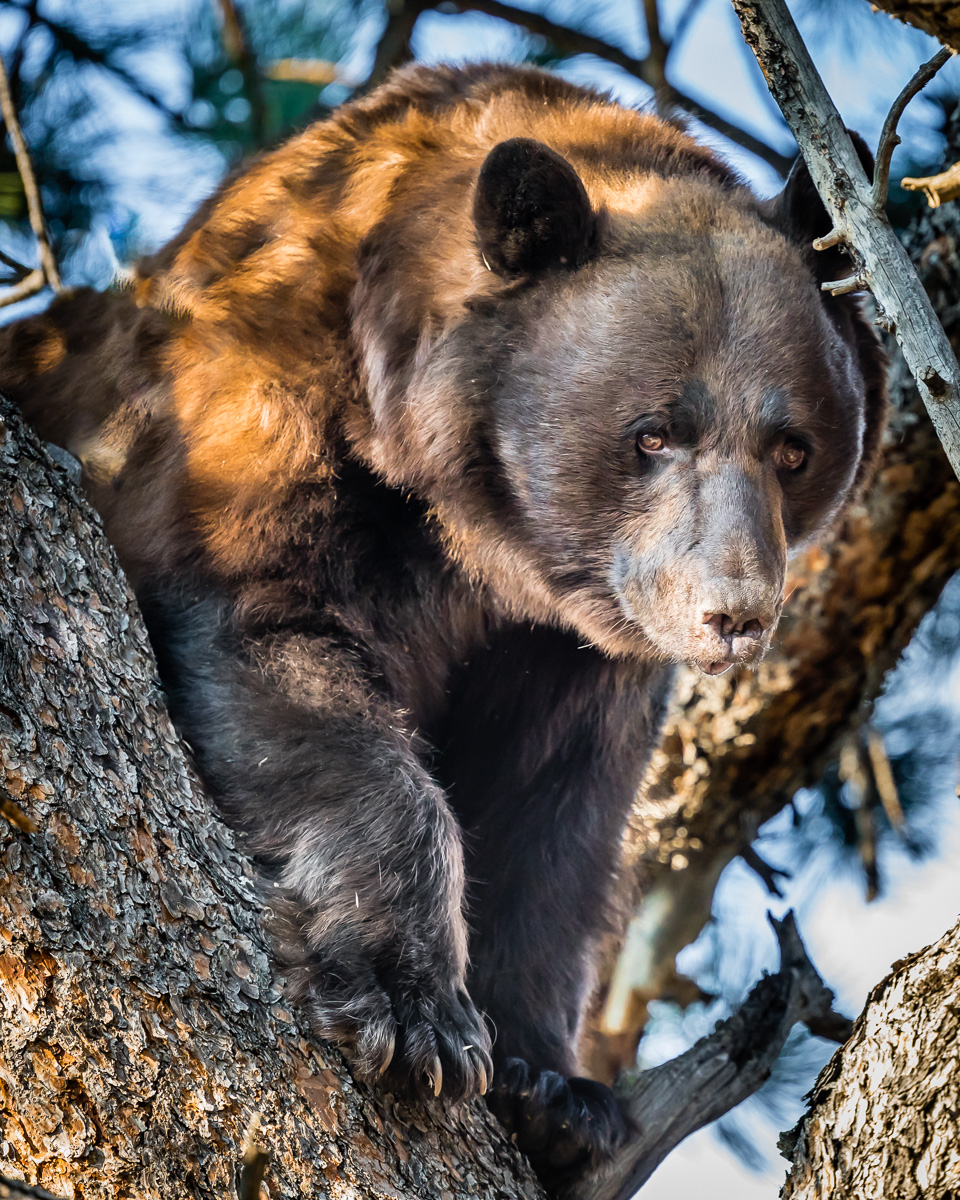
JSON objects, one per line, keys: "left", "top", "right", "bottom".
{"left": 300, "top": 960, "right": 493, "bottom": 1100}
{"left": 488, "top": 1057, "right": 627, "bottom": 1185}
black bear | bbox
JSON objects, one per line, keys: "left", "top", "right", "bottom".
{"left": 0, "top": 62, "right": 885, "bottom": 1186}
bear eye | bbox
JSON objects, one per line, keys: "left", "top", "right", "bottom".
{"left": 775, "top": 440, "right": 806, "bottom": 471}
{"left": 638, "top": 431, "right": 668, "bottom": 455}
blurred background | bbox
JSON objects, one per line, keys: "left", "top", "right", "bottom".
{"left": 0, "top": 1, "right": 957, "bottom": 1195}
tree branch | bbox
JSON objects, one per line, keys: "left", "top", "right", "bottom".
{"left": 436, "top": 0, "right": 793, "bottom": 175}
{"left": 0, "top": 51, "right": 60, "bottom": 305}
{"left": 872, "top": 47, "right": 951, "bottom": 211}
{"left": 732, "top": 0, "right": 960, "bottom": 480}
{"left": 572, "top": 913, "right": 850, "bottom": 1200}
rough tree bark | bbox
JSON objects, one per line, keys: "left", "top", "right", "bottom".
{"left": 0, "top": 398, "right": 541, "bottom": 1199}
{"left": 782, "top": 913, "right": 960, "bottom": 1199}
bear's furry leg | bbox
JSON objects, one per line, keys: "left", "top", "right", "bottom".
{"left": 142, "top": 590, "right": 493, "bottom": 1099}
{"left": 432, "top": 626, "right": 672, "bottom": 1174}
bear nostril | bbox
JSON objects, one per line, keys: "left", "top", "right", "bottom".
{"left": 702, "top": 612, "right": 733, "bottom": 639}
{"left": 702, "top": 613, "right": 767, "bottom": 641}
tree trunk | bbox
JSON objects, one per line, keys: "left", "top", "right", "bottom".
{"left": 0, "top": 397, "right": 542, "bottom": 1199}
{"left": 781, "top": 913, "right": 960, "bottom": 1199}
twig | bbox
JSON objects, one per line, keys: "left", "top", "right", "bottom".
{"left": 865, "top": 728, "right": 904, "bottom": 829}
{"left": 901, "top": 161, "right": 960, "bottom": 208}
{"left": 0, "top": 246, "right": 32, "bottom": 280}
{"left": 435, "top": 0, "right": 793, "bottom": 175}
{"left": 215, "top": 0, "right": 265, "bottom": 146}
{"left": 265, "top": 59, "right": 340, "bottom": 87}
{"left": 741, "top": 844, "right": 791, "bottom": 897}
{"left": 0, "top": 51, "right": 60, "bottom": 300}
{"left": 237, "top": 1114, "right": 269, "bottom": 1200}
{"left": 872, "top": 47, "right": 951, "bottom": 212}
{"left": 0, "top": 1175, "right": 65, "bottom": 1200}
{"left": 569, "top": 912, "right": 850, "bottom": 1200}
{"left": 731, "top": 0, "right": 960, "bottom": 483}
{"left": 0, "top": 795, "right": 38, "bottom": 833}
{"left": 366, "top": 0, "right": 426, "bottom": 90}
{"left": 642, "top": 0, "right": 669, "bottom": 98}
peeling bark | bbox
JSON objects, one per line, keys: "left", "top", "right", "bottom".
{"left": 0, "top": 397, "right": 541, "bottom": 1199}
{"left": 781, "top": 913, "right": 960, "bottom": 1199}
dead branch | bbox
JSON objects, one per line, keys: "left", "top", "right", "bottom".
{"left": 0, "top": 52, "right": 60, "bottom": 307}
{"left": 901, "top": 161, "right": 960, "bottom": 208}
{"left": 642, "top": 0, "right": 669, "bottom": 97}
{"left": 265, "top": 59, "right": 340, "bottom": 86}
{"left": 731, "top": 0, "right": 960, "bottom": 482}
{"left": 872, "top": 47, "right": 951, "bottom": 211}
{"left": 570, "top": 913, "right": 851, "bottom": 1200}
{"left": 215, "top": 0, "right": 265, "bottom": 146}
{"left": 0, "top": 1177, "right": 65, "bottom": 1200}
{"left": 429, "top": 0, "right": 792, "bottom": 174}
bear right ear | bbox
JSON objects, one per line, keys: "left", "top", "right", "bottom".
{"left": 766, "top": 132, "right": 874, "bottom": 285}
{"left": 473, "top": 138, "right": 599, "bottom": 277}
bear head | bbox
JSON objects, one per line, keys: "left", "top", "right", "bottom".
{"left": 350, "top": 132, "right": 886, "bottom": 675}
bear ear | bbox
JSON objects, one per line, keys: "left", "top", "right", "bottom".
{"left": 766, "top": 132, "right": 874, "bottom": 285}
{"left": 473, "top": 138, "right": 599, "bottom": 277}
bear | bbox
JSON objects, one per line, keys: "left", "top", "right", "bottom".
{"left": 0, "top": 62, "right": 885, "bottom": 1187}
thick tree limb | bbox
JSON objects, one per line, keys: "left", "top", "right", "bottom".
{"left": 782, "top": 912, "right": 960, "bottom": 1198}
{"left": 731, "top": 0, "right": 960, "bottom": 479}
{"left": 572, "top": 915, "right": 850, "bottom": 1200}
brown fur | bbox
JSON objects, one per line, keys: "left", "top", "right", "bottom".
{"left": 0, "top": 64, "right": 885, "bottom": 1186}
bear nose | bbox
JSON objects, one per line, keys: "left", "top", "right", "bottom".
{"left": 701, "top": 611, "right": 767, "bottom": 642}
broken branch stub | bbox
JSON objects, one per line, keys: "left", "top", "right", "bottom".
{"left": 731, "top": 0, "right": 960, "bottom": 482}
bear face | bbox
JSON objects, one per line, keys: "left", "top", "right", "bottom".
{"left": 350, "top": 136, "right": 882, "bottom": 677}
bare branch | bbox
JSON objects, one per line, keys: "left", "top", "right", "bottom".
{"left": 265, "top": 58, "right": 340, "bottom": 86}
{"left": 901, "top": 161, "right": 960, "bottom": 208}
{"left": 0, "top": 52, "right": 60, "bottom": 295}
{"left": 0, "top": 266, "right": 44, "bottom": 308}
{"left": 570, "top": 912, "right": 850, "bottom": 1200}
{"left": 215, "top": 0, "right": 266, "bottom": 146}
{"left": 741, "top": 843, "right": 791, "bottom": 897}
{"left": 865, "top": 728, "right": 904, "bottom": 829}
{"left": 732, "top": 0, "right": 960, "bottom": 482}
{"left": 436, "top": 0, "right": 793, "bottom": 175}
{"left": 0, "top": 1177, "right": 64, "bottom": 1200}
{"left": 642, "top": 0, "right": 669, "bottom": 98}
{"left": 872, "top": 46, "right": 952, "bottom": 212}
{"left": 238, "top": 1115, "right": 270, "bottom": 1200}
{"left": 0, "top": 794, "right": 38, "bottom": 833}
{"left": 366, "top": 0, "right": 426, "bottom": 90}
{"left": 0, "top": 246, "right": 31, "bottom": 279}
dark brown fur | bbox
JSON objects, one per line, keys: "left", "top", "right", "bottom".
{"left": 0, "top": 64, "right": 885, "bottom": 1188}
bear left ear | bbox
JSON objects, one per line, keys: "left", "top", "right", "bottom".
{"left": 473, "top": 138, "right": 599, "bottom": 277}
{"left": 766, "top": 132, "right": 874, "bottom": 285}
